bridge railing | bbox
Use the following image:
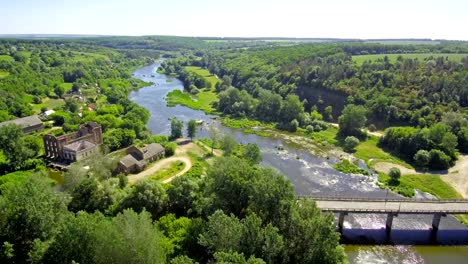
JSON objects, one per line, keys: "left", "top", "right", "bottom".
{"left": 319, "top": 208, "right": 468, "bottom": 214}
{"left": 298, "top": 195, "right": 468, "bottom": 203}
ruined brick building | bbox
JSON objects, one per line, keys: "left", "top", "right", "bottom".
{"left": 44, "top": 122, "right": 102, "bottom": 163}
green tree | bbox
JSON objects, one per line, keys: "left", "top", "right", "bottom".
{"left": 220, "top": 134, "right": 238, "bottom": 156}
{"left": 167, "top": 176, "right": 200, "bottom": 217}
{"left": 0, "top": 124, "right": 36, "bottom": 168}
{"left": 281, "top": 199, "right": 346, "bottom": 264}
{"left": 0, "top": 173, "right": 69, "bottom": 262}
{"left": 343, "top": 136, "right": 360, "bottom": 152}
{"left": 243, "top": 143, "right": 262, "bottom": 164}
{"left": 213, "top": 251, "right": 265, "bottom": 264}
{"left": 324, "top": 105, "right": 333, "bottom": 121}
{"left": 119, "top": 180, "right": 167, "bottom": 219}
{"left": 338, "top": 104, "right": 367, "bottom": 137}
{"left": 414, "top": 150, "right": 430, "bottom": 167}
{"left": 171, "top": 118, "right": 184, "bottom": 139}
{"left": 208, "top": 125, "right": 221, "bottom": 154}
{"left": 187, "top": 120, "right": 197, "bottom": 141}
{"left": 68, "top": 178, "right": 114, "bottom": 213}
{"left": 198, "top": 210, "right": 243, "bottom": 254}
{"left": 389, "top": 167, "right": 401, "bottom": 185}
{"left": 165, "top": 142, "right": 177, "bottom": 157}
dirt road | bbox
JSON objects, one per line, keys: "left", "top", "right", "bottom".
{"left": 127, "top": 156, "right": 192, "bottom": 184}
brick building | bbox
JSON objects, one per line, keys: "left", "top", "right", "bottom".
{"left": 44, "top": 122, "right": 102, "bottom": 163}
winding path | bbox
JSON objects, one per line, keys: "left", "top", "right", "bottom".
{"left": 127, "top": 156, "right": 192, "bottom": 184}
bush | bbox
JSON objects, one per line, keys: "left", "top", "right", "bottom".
{"left": 389, "top": 167, "right": 401, "bottom": 185}
{"left": 306, "top": 125, "right": 314, "bottom": 134}
{"left": 413, "top": 150, "right": 430, "bottom": 167}
{"left": 343, "top": 136, "right": 360, "bottom": 152}
{"left": 429, "top": 149, "right": 451, "bottom": 170}
{"left": 165, "top": 142, "right": 177, "bottom": 157}
{"left": 368, "top": 124, "right": 377, "bottom": 132}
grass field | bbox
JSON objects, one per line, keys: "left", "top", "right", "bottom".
{"left": 70, "top": 51, "right": 110, "bottom": 63}
{"left": 166, "top": 89, "right": 217, "bottom": 113}
{"left": 185, "top": 66, "right": 221, "bottom": 88}
{"left": 32, "top": 98, "right": 65, "bottom": 113}
{"left": 151, "top": 160, "right": 185, "bottom": 181}
{"left": 353, "top": 53, "right": 468, "bottom": 65}
{"left": 354, "top": 136, "right": 413, "bottom": 168}
{"left": 165, "top": 66, "right": 220, "bottom": 114}
{"left": 0, "top": 70, "right": 9, "bottom": 78}
{"left": 379, "top": 172, "right": 462, "bottom": 199}
{"left": 0, "top": 55, "right": 14, "bottom": 62}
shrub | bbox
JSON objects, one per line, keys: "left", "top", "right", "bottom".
{"left": 343, "top": 136, "right": 360, "bottom": 152}
{"left": 368, "top": 124, "right": 376, "bottom": 132}
{"left": 165, "top": 142, "right": 177, "bottom": 157}
{"left": 389, "top": 167, "right": 401, "bottom": 185}
{"left": 306, "top": 125, "right": 314, "bottom": 134}
{"left": 413, "top": 150, "right": 430, "bottom": 167}
{"left": 428, "top": 149, "right": 451, "bottom": 170}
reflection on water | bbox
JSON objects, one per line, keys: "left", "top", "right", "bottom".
{"left": 346, "top": 245, "right": 468, "bottom": 264}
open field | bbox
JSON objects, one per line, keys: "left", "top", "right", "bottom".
{"left": 0, "top": 70, "right": 9, "bottom": 78}
{"left": 185, "top": 66, "right": 221, "bottom": 88}
{"left": 0, "top": 55, "right": 14, "bottom": 62}
{"left": 32, "top": 98, "right": 65, "bottom": 113}
{"left": 353, "top": 53, "right": 468, "bottom": 65}
{"left": 166, "top": 89, "right": 217, "bottom": 113}
{"left": 355, "top": 136, "right": 413, "bottom": 168}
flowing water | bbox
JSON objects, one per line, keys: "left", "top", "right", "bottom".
{"left": 129, "top": 63, "right": 468, "bottom": 263}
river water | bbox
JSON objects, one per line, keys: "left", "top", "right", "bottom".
{"left": 129, "top": 63, "right": 468, "bottom": 263}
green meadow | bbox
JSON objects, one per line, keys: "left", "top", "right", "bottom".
{"left": 353, "top": 53, "right": 468, "bottom": 65}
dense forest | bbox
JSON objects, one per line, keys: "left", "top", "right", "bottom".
{"left": 160, "top": 41, "right": 468, "bottom": 169}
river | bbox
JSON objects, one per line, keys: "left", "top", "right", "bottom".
{"left": 129, "top": 63, "right": 468, "bottom": 263}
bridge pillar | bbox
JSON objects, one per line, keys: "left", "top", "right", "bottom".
{"left": 385, "top": 213, "right": 396, "bottom": 233}
{"left": 338, "top": 212, "right": 347, "bottom": 233}
{"left": 432, "top": 213, "right": 445, "bottom": 231}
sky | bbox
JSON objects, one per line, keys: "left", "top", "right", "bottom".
{"left": 0, "top": 0, "right": 467, "bottom": 40}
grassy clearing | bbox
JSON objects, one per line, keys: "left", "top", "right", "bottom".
{"left": 32, "top": 98, "right": 65, "bottom": 113}
{"left": 221, "top": 117, "right": 276, "bottom": 137}
{"left": 165, "top": 66, "right": 220, "bottom": 114}
{"left": 334, "top": 159, "right": 370, "bottom": 175}
{"left": 185, "top": 66, "right": 221, "bottom": 89}
{"left": 151, "top": 161, "right": 185, "bottom": 181}
{"left": 0, "top": 71, "right": 9, "bottom": 78}
{"left": 0, "top": 55, "right": 14, "bottom": 62}
{"left": 60, "top": 82, "right": 73, "bottom": 92}
{"left": 166, "top": 89, "right": 217, "bottom": 113}
{"left": 355, "top": 136, "right": 413, "bottom": 168}
{"left": 353, "top": 53, "right": 468, "bottom": 65}
{"left": 70, "top": 51, "right": 109, "bottom": 63}
{"left": 306, "top": 126, "right": 339, "bottom": 145}
{"left": 379, "top": 172, "right": 462, "bottom": 199}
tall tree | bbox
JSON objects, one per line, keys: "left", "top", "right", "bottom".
{"left": 187, "top": 120, "right": 197, "bottom": 141}
{"left": 171, "top": 117, "right": 184, "bottom": 139}
{"left": 338, "top": 104, "right": 367, "bottom": 137}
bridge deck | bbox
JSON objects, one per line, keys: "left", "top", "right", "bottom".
{"left": 316, "top": 200, "right": 468, "bottom": 214}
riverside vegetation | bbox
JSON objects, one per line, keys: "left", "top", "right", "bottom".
{"left": 0, "top": 37, "right": 349, "bottom": 263}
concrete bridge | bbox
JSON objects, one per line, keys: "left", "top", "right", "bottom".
{"left": 310, "top": 197, "right": 468, "bottom": 233}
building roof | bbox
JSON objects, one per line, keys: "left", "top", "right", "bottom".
{"left": 119, "top": 154, "right": 140, "bottom": 168}
{"left": 141, "top": 143, "right": 165, "bottom": 160}
{"left": 64, "top": 140, "right": 96, "bottom": 152}
{"left": 0, "top": 115, "right": 42, "bottom": 129}
{"left": 42, "top": 110, "right": 55, "bottom": 116}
